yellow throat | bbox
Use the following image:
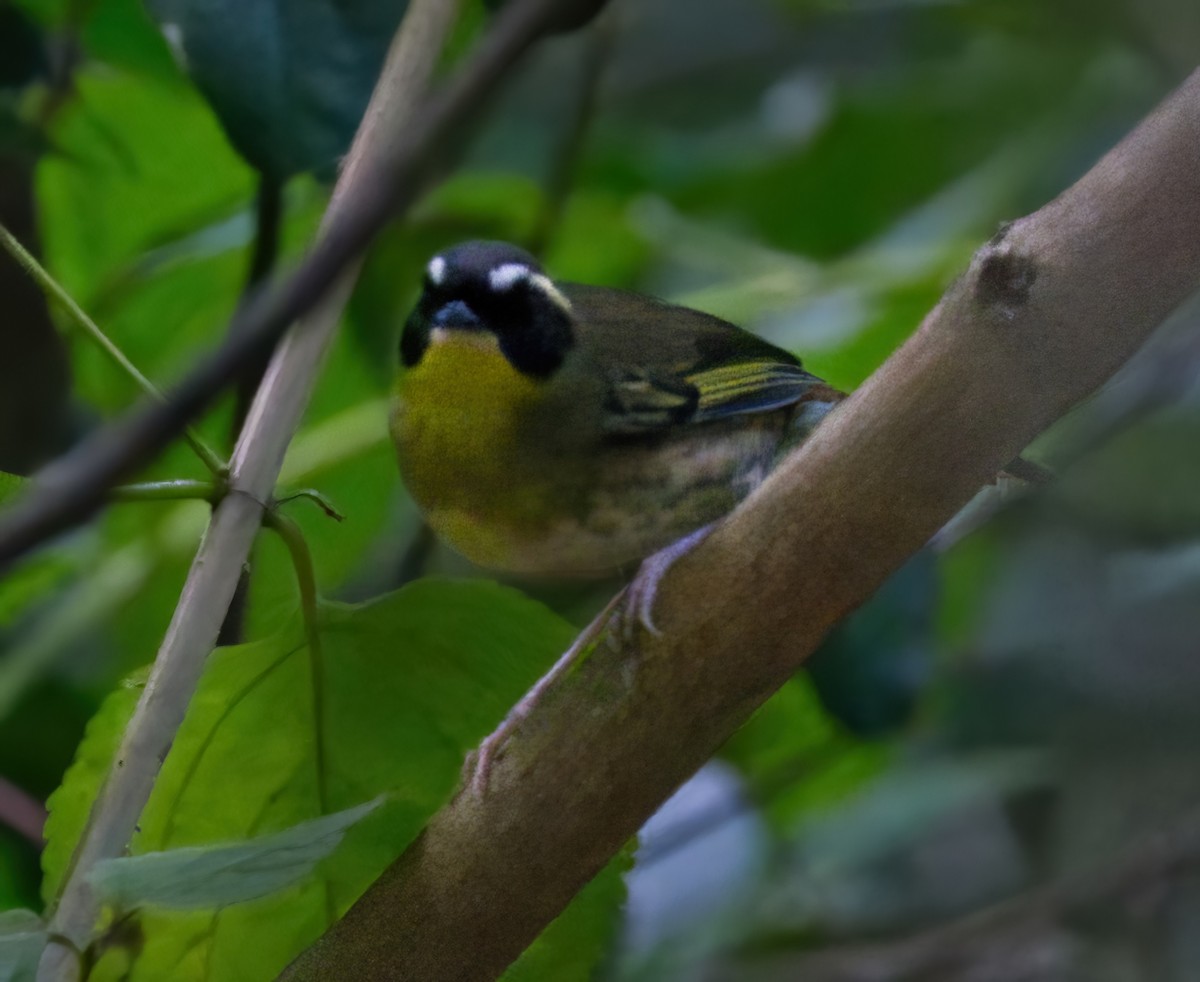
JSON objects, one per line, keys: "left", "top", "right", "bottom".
{"left": 390, "top": 332, "right": 553, "bottom": 566}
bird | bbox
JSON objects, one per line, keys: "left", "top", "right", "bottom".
{"left": 390, "top": 239, "right": 1044, "bottom": 788}
{"left": 391, "top": 240, "right": 846, "bottom": 582}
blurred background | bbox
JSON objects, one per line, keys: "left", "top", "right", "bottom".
{"left": 3, "top": 0, "right": 1200, "bottom": 979}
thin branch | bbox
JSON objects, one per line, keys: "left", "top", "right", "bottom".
{"left": 279, "top": 68, "right": 1200, "bottom": 982}
{"left": 219, "top": 174, "right": 286, "bottom": 647}
{"left": 0, "top": 221, "right": 226, "bottom": 477}
{"left": 932, "top": 312, "right": 1200, "bottom": 553}
{"left": 107, "top": 480, "right": 219, "bottom": 505}
{"left": 0, "top": 774, "right": 46, "bottom": 848}
{"left": 232, "top": 174, "right": 287, "bottom": 442}
{"left": 0, "top": 0, "right": 613, "bottom": 573}
{"left": 526, "top": 9, "right": 617, "bottom": 256}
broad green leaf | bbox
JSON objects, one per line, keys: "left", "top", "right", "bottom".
{"left": 0, "top": 909, "right": 45, "bottom": 982}
{"left": 504, "top": 844, "right": 633, "bottom": 982}
{"left": 89, "top": 797, "right": 385, "bottom": 910}
{"left": 719, "top": 677, "right": 888, "bottom": 829}
{"left": 37, "top": 67, "right": 254, "bottom": 311}
{"left": 45, "top": 580, "right": 627, "bottom": 981}
{"left": 42, "top": 674, "right": 146, "bottom": 904}
{"left": 145, "top": 0, "right": 410, "bottom": 179}
{"left": 805, "top": 550, "right": 937, "bottom": 738}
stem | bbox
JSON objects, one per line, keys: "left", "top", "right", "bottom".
{"left": 220, "top": 175, "right": 285, "bottom": 647}
{"left": 262, "top": 512, "right": 323, "bottom": 666}
{"left": 108, "top": 480, "right": 220, "bottom": 505}
{"left": 0, "top": 222, "right": 226, "bottom": 477}
{"left": 231, "top": 174, "right": 286, "bottom": 444}
{"left": 274, "top": 489, "right": 345, "bottom": 522}
{"left": 0, "top": 774, "right": 46, "bottom": 847}
{"left": 262, "top": 510, "right": 330, "bottom": 895}
{"left": 526, "top": 9, "right": 615, "bottom": 256}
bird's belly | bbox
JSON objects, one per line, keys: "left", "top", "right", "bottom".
{"left": 394, "top": 360, "right": 791, "bottom": 575}
{"left": 458, "top": 416, "right": 787, "bottom": 577}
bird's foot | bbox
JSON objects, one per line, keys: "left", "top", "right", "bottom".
{"left": 462, "top": 589, "right": 625, "bottom": 796}
{"left": 618, "top": 523, "right": 716, "bottom": 643}
{"left": 463, "top": 704, "right": 527, "bottom": 797}
{"left": 463, "top": 525, "right": 716, "bottom": 795}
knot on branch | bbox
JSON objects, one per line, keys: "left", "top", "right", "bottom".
{"left": 973, "top": 242, "right": 1037, "bottom": 322}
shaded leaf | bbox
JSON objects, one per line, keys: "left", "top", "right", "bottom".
{"left": 805, "top": 550, "right": 937, "bottom": 737}
{"left": 0, "top": 909, "right": 45, "bottom": 982}
{"left": 145, "top": 0, "right": 410, "bottom": 179}
{"left": 89, "top": 797, "right": 384, "bottom": 911}
{"left": 505, "top": 845, "right": 634, "bottom": 982}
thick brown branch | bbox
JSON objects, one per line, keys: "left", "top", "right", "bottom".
{"left": 281, "top": 68, "right": 1200, "bottom": 981}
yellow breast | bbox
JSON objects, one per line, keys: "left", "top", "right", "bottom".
{"left": 390, "top": 334, "right": 556, "bottom": 567}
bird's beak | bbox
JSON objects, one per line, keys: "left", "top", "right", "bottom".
{"left": 431, "top": 300, "right": 482, "bottom": 330}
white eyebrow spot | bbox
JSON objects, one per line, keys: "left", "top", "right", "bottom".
{"left": 489, "top": 263, "right": 531, "bottom": 291}
{"left": 427, "top": 256, "right": 447, "bottom": 285}
{"left": 530, "top": 272, "right": 573, "bottom": 313}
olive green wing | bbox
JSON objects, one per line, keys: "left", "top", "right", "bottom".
{"left": 561, "top": 283, "right": 828, "bottom": 435}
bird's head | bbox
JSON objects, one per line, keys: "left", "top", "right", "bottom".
{"left": 400, "top": 241, "right": 576, "bottom": 378}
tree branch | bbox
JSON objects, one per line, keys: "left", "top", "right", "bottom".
{"left": 34, "top": 0, "right": 600, "bottom": 975}
{"left": 0, "top": 774, "right": 45, "bottom": 848}
{"left": 0, "top": 0, "right": 609, "bottom": 572}
{"left": 279, "top": 67, "right": 1200, "bottom": 982}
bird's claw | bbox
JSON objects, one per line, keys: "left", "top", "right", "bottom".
{"left": 617, "top": 524, "right": 715, "bottom": 643}
{"left": 463, "top": 707, "right": 527, "bottom": 797}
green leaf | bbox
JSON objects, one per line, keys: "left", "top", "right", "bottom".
{"left": 38, "top": 67, "right": 254, "bottom": 312}
{"left": 0, "top": 554, "right": 74, "bottom": 633}
{"left": 43, "top": 579, "right": 623, "bottom": 981}
{"left": 89, "top": 797, "right": 385, "bottom": 911}
{"left": 504, "top": 845, "right": 633, "bottom": 982}
{"left": 720, "top": 676, "right": 888, "bottom": 829}
{"left": 805, "top": 550, "right": 937, "bottom": 737}
{"left": 0, "top": 909, "right": 45, "bottom": 982}
{"left": 42, "top": 674, "right": 147, "bottom": 904}
{"left": 144, "top": 0, "right": 410, "bottom": 179}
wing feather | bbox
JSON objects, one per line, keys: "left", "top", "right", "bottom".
{"left": 561, "top": 283, "right": 828, "bottom": 435}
